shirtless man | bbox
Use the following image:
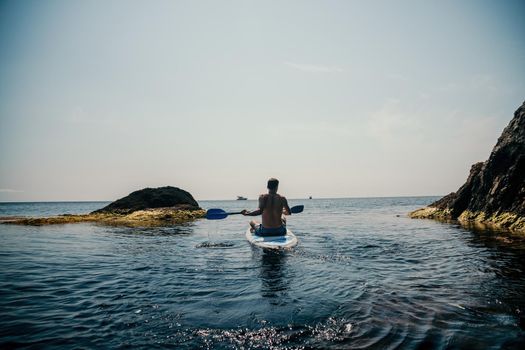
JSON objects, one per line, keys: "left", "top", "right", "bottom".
{"left": 241, "top": 178, "right": 291, "bottom": 236}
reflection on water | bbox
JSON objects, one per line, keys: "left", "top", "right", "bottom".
{"left": 1, "top": 198, "right": 525, "bottom": 349}
{"left": 259, "top": 250, "right": 290, "bottom": 302}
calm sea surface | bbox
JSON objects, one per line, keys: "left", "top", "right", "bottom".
{"left": 1, "top": 197, "right": 525, "bottom": 349}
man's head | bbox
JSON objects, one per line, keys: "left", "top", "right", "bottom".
{"left": 267, "top": 178, "right": 279, "bottom": 192}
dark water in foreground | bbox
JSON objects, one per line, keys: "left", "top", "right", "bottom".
{"left": 1, "top": 197, "right": 525, "bottom": 349}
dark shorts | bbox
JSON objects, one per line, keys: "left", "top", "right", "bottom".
{"left": 255, "top": 225, "right": 287, "bottom": 236}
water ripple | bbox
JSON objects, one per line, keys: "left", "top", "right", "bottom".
{"left": 1, "top": 198, "right": 525, "bottom": 348}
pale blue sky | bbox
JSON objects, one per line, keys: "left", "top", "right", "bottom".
{"left": 0, "top": 0, "right": 524, "bottom": 201}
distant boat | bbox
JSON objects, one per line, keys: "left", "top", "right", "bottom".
{"left": 237, "top": 196, "right": 247, "bottom": 200}
{"left": 309, "top": 196, "right": 312, "bottom": 199}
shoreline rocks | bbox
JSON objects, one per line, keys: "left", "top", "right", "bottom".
{"left": 410, "top": 101, "right": 525, "bottom": 234}
{"left": 1, "top": 187, "right": 205, "bottom": 227}
{"left": 0, "top": 207, "right": 205, "bottom": 227}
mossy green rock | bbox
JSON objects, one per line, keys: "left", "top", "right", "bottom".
{"left": 1, "top": 208, "right": 206, "bottom": 227}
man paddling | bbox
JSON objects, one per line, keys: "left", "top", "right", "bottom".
{"left": 241, "top": 178, "right": 291, "bottom": 236}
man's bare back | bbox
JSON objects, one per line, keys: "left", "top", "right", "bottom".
{"left": 241, "top": 178, "right": 291, "bottom": 234}
{"left": 260, "top": 193, "right": 290, "bottom": 228}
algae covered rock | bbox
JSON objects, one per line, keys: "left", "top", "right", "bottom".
{"left": 1, "top": 208, "right": 206, "bottom": 227}
{"left": 410, "top": 100, "right": 525, "bottom": 233}
{"left": 92, "top": 186, "right": 200, "bottom": 214}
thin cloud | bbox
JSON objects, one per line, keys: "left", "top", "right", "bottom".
{"left": 387, "top": 73, "right": 409, "bottom": 82}
{"left": 284, "top": 62, "right": 344, "bottom": 73}
{"left": 0, "top": 189, "right": 23, "bottom": 193}
{"left": 366, "top": 98, "right": 424, "bottom": 145}
{"left": 65, "top": 106, "right": 119, "bottom": 126}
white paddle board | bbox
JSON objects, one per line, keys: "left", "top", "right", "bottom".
{"left": 245, "top": 227, "right": 298, "bottom": 249}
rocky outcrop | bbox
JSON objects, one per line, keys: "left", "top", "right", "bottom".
{"left": 1, "top": 186, "right": 205, "bottom": 227}
{"left": 410, "top": 101, "right": 525, "bottom": 233}
{"left": 92, "top": 186, "right": 200, "bottom": 214}
{"left": 0, "top": 208, "right": 205, "bottom": 227}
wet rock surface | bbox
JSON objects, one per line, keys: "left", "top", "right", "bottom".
{"left": 410, "top": 101, "right": 525, "bottom": 233}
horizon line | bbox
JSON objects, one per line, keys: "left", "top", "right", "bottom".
{"left": 0, "top": 194, "right": 444, "bottom": 204}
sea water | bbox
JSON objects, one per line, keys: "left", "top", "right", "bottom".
{"left": 0, "top": 197, "right": 524, "bottom": 349}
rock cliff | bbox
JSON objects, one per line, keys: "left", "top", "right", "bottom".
{"left": 410, "top": 101, "right": 525, "bottom": 232}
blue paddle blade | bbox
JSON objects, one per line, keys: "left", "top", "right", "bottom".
{"left": 290, "top": 205, "right": 304, "bottom": 214}
{"left": 206, "top": 209, "right": 228, "bottom": 220}
{"left": 207, "top": 213, "right": 228, "bottom": 220}
{"left": 206, "top": 209, "right": 226, "bottom": 215}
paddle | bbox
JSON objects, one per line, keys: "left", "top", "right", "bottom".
{"left": 206, "top": 205, "right": 304, "bottom": 220}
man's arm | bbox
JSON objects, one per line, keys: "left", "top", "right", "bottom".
{"left": 282, "top": 196, "right": 291, "bottom": 215}
{"left": 242, "top": 195, "right": 265, "bottom": 216}
{"left": 242, "top": 208, "right": 261, "bottom": 216}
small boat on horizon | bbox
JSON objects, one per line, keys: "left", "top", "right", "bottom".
{"left": 237, "top": 196, "right": 247, "bottom": 200}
